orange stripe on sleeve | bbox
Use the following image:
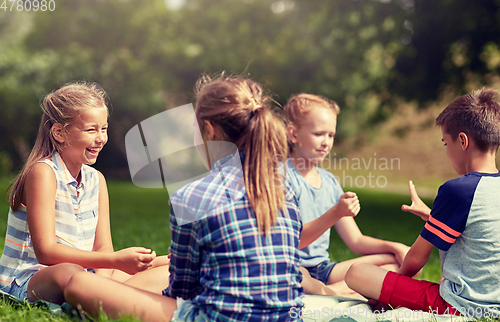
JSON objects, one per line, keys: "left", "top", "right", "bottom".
{"left": 428, "top": 215, "right": 461, "bottom": 237}
{"left": 424, "top": 223, "right": 457, "bottom": 244}
{"left": 0, "top": 279, "right": 13, "bottom": 283}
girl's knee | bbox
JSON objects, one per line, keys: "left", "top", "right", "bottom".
{"left": 64, "top": 271, "right": 89, "bottom": 301}
{"left": 30, "top": 263, "right": 85, "bottom": 288}
{"left": 299, "top": 266, "right": 311, "bottom": 278}
{"left": 54, "top": 263, "right": 86, "bottom": 283}
{"left": 57, "top": 262, "right": 86, "bottom": 272}
{"left": 28, "top": 264, "right": 86, "bottom": 303}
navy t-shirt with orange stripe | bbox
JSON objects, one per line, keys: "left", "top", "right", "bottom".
{"left": 420, "top": 172, "right": 500, "bottom": 318}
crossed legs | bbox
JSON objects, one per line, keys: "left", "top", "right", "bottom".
{"left": 64, "top": 271, "right": 177, "bottom": 321}
{"left": 301, "top": 253, "right": 399, "bottom": 298}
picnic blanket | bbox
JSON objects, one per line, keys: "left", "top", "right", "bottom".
{"left": 0, "top": 289, "right": 469, "bottom": 321}
{"left": 301, "top": 295, "right": 468, "bottom": 322}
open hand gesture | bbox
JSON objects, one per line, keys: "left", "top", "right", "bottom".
{"left": 401, "top": 181, "right": 431, "bottom": 221}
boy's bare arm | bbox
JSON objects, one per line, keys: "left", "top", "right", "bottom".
{"left": 398, "top": 235, "right": 434, "bottom": 277}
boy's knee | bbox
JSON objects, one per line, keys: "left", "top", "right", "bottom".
{"left": 345, "top": 262, "right": 369, "bottom": 287}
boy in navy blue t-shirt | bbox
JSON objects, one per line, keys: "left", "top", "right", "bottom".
{"left": 345, "top": 88, "right": 500, "bottom": 319}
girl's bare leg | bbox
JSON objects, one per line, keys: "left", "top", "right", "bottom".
{"left": 300, "top": 254, "right": 398, "bottom": 298}
{"left": 300, "top": 267, "right": 337, "bottom": 295}
{"left": 315, "top": 254, "right": 397, "bottom": 298}
{"left": 122, "top": 265, "right": 170, "bottom": 294}
{"left": 27, "top": 263, "right": 86, "bottom": 304}
{"left": 64, "top": 271, "right": 177, "bottom": 321}
{"left": 326, "top": 281, "right": 365, "bottom": 298}
{"left": 110, "top": 255, "right": 171, "bottom": 293}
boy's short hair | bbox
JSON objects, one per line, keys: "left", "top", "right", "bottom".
{"left": 436, "top": 87, "right": 500, "bottom": 152}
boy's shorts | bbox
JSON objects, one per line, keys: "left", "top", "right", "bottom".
{"left": 304, "top": 260, "right": 338, "bottom": 284}
{"left": 380, "top": 271, "right": 460, "bottom": 315}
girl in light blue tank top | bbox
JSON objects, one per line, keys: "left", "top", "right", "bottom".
{"left": 283, "top": 93, "right": 410, "bottom": 297}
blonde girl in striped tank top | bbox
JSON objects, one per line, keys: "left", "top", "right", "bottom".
{"left": 0, "top": 81, "right": 169, "bottom": 305}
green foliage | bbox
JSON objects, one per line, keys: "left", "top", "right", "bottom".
{"left": 2, "top": 0, "right": 500, "bottom": 176}
{"left": 389, "top": 0, "right": 500, "bottom": 102}
{"left": 1, "top": 0, "right": 413, "bottom": 174}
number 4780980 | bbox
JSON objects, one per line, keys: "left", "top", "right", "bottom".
{"left": 1, "top": 0, "right": 55, "bottom": 11}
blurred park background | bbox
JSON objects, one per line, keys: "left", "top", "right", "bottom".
{"left": 3, "top": 0, "right": 500, "bottom": 194}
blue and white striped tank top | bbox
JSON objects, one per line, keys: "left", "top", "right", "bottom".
{"left": 0, "top": 152, "right": 100, "bottom": 288}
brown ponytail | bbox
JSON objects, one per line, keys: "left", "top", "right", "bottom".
{"left": 195, "top": 74, "right": 287, "bottom": 233}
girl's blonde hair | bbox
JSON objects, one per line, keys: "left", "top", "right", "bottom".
{"left": 195, "top": 74, "right": 287, "bottom": 234}
{"left": 8, "top": 81, "right": 108, "bottom": 211}
{"left": 283, "top": 93, "right": 340, "bottom": 152}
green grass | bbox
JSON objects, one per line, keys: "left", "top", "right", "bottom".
{"left": 0, "top": 178, "right": 442, "bottom": 321}
{"left": 106, "top": 181, "right": 171, "bottom": 255}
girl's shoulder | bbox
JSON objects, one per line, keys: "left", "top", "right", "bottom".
{"left": 25, "top": 162, "right": 57, "bottom": 193}
{"left": 37, "top": 153, "right": 63, "bottom": 172}
{"left": 30, "top": 160, "right": 57, "bottom": 179}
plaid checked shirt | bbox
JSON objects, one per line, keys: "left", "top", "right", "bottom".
{"left": 165, "top": 154, "right": 304, "bottom": 321}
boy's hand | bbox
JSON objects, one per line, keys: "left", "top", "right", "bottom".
{"left": 114, "top": 247, "right": 156, "bottom": 275}
{"left": 336, "top": 191, "right": 360, "bottom": 218}
{"left": 401, "top": 181, "right": 431, "bottom": 221}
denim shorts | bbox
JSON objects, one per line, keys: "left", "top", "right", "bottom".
{"left": 1, "top": 274, "right": 33, "bottom": 301}
{"left": 171, "top": 298, "right": 206, "bottom": 322}
{"left": 304, "top": 260, "right": 338, "bottom": 284}
{"left": 2, "top": 269, "right": 94, "bottom": 302}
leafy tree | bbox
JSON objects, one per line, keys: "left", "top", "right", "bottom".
{"left": 5, "top": 0, "right": 498, "bottom": 176}
{"left": 389, "top": 0, "right": 500, "bottom": 102}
